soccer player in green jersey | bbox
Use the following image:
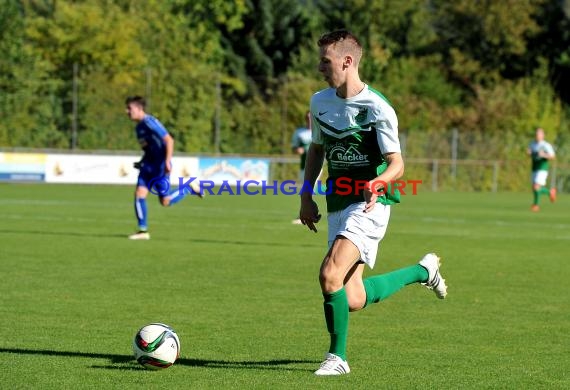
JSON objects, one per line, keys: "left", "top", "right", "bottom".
{"left": 299, "top": 29, "right": 448, "bottom": 376}
{"left": 292, "top": 111, "right": 314, "bottom": 183}
{"left": 527, "top": 127, "right": 556, "bottom": 212}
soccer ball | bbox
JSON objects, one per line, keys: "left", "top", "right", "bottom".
{"left": 132, "top": 323, "right": 180, "bottom": 370}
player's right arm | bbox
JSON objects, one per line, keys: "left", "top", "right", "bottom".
{"left": 300, "top": 142, "right": 325, "bottom": 232}
{"left": 291, "top": 130, "right": 299, "bottom": 153}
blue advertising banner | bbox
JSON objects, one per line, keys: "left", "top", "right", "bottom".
{"left": 198, "top": 158, "right": 270, "bottom": 185}
{"left": 0, "top": 153, "right": 46, "bottom": 182}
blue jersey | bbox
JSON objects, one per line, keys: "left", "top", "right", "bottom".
{"left": 135, "top": 114, "right": 169, "bottom": 166}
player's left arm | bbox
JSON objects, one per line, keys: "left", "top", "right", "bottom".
{"left": 144, "top": 116, "right": 173, "bottom": 174}
{"left": 364, "top": 153, "right": 404, "bottom": 213}
{"left": 539, "top": 143, "right": 555, "bottom": 160}
{"left": 163, "top": 133, "right": 174, "bottom": 174}
{"left": 363, "top": 104, "right": 402, "bottom": 212}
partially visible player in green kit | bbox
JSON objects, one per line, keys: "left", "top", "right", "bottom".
{"left": 527, "top": 127, "right": 556, "bottom": 212}
{"left": 299, "top": 29, "right": 448, "bottom": 376}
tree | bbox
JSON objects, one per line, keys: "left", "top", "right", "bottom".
{"left": 0, "top": 0, "right": 65, "bottom": 147}
{"left": 217, "top": 0, "right": 316, "bottom": 96}
{"left": 528, "top": 0, "right": 570, "bottom": 104}
{"left": 22, "top": 0, "right": 147, "bottom": 149}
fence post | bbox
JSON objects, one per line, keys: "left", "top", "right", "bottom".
{"left": 432, "top": 159, "right": 438, "bottom": 192}
{"left": 551, "top": 163, "right": 557, "bottom": 189}
{"left": 451, "top": 128, "right": 458, "bottom": 180}
{"left": 492, "top": 161, "right": 499, "bottom": 192}
{"left": 145, "top": 67, "right": 152, "bottom": 112}
{"left": 71, "top": 62, "right": 78, "bottom": 150}
{"left": 214, "top": 74, "right": 221, "bottom": 154}
{"left": 280, "top": 77, "right": 288, "bottom": 155}
{"left": 400, "top": 131, "right": 407, "bottom": 156}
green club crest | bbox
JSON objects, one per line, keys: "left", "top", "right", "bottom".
{"left": 355, "top": 107, "right": 368, "bottom": 124}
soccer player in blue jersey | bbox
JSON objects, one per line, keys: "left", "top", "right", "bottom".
{"left": 299, "top": 30, "right": 448, "bottom": 375}
{"left": 125, "top": 96, "right": 201, "bottom": 240}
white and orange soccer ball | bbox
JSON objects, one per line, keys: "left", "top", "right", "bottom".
{"left": 132, "top": 323, "right": 180, "bottom": 370}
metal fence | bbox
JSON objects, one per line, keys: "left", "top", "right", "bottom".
{"left": 269, "top": 156, "right": 570, "bottom": 193}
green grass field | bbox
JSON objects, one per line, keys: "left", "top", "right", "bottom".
{"left": 0, "top": 183, "right": 568, "bottom": 389}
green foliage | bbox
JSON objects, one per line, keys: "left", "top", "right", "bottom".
{"left": 0, "top": 0, "right": 568, "bottom": 178}
{"left": 0, "top": 0, "right": 64, "bottom": 147}
{"left": 218, "top": 0, "right": 316, "bottom": 96}
{"left": 429, "top": 0, "right": 544, "bottom": 82}
{"left": 528, "top": 0, "right": 570, "bottom": 102}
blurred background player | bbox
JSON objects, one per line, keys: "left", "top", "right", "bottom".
{"left": 291, "top": 111, "right": 313, "bottom": 224}
{"left": 292, "top": 111, "right": 313, "bottom": 184}
{"left": 527, "top": 127, "right": 556, "bottom": 212}
{"left": 125, "top": 96, "right": 202, "bottom": 240}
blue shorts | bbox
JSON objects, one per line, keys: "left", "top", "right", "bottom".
{"left": 137, "top": 164, "right": 170, "bottom": 197}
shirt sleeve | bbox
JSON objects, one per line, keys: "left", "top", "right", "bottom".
{"left": 144, "top": 115, "right": 169, "bottom": 138}
{"left": 309, "top": 113, "right": 323, "bottom": 145}
{"left": 291, "top": 129, "right": 300, "bottom": 148}
{"left": 544, "top": 142, "right": 555, "bottom": 156}
{"left": 376, "top": 105, "right": 401, "bottom": 154}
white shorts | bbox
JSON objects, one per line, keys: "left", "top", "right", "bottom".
{"left": 531, "top": 170, "right": 548, "bottom": 186}
{"left": 327, "top": 202, "right": 391, "bottom": 269}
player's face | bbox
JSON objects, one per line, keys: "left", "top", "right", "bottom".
{"left": 318, "top": 45, "right": 346, "bottom": 88}
{"left": 126, "top": 103, "right": 144, "bottom": 122}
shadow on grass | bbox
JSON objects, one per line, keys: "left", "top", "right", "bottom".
{"left": 0, "top": 229, "right": 321, "bottom": 248}
{"left": 0, "top": 348, "right": 317, "bottom": 372}
{"left": 184, "top": 237, "right": 322, "bottom": 248}
{"left": 0, "top": 229, "right": 126, "bottom": 239}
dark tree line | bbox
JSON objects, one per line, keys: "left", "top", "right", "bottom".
{"left": 1, "top": 0, "right": 568, "bottom": 166}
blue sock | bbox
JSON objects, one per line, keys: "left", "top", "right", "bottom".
{"left": 134, "top": 197, "right": 147, "bottom": 231}
{"left": 167, "top": 187, "right": 190, "bottom": 206}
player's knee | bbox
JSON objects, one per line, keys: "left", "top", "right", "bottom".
{"left": 159, "top": 197, "right": 170, "bottom": 207}
{"left": 135, "top": 188, "right": 147, "bottom": 198}
{"left": 319, "top": 267, "right": 344, "bottom": 292}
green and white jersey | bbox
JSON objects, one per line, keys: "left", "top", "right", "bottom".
{"left": 291, "top": 126, "right": 312, "bottom": 169}
{"left": 529, "top": 140, "right": 555, "bottom": 172}
{"left": 310, "top": 84, "right": 401, "bottom": 212}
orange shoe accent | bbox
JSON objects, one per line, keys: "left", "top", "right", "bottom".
{"left": 531, "top": 204, "right": 540, "bottom": 212}
{"left": 549, "top": 188, "right": 557, "bottom": 203}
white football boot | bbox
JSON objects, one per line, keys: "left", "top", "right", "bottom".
{"left": 128, "top": 231, "right": 150, "bottom": 240}
{"left": 314, "top": 353, "right": 350, "bottom": 376}
{"left": 418, "top": 253, "right": 447, "bottom": 299}
{"left": 190, "top": 181, "right": 204, "bottom": 198}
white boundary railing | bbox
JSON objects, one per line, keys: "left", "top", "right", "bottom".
{"left": 1, "top": 149, "right": 568, "bottom": 193}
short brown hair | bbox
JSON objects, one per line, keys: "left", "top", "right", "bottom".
{"left": 318, "top": 29, "right": 363, "bottom": 64}
{"left": 125, "top": 95, "right": 146, "bottom": 109}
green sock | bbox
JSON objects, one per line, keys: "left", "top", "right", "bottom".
{"left": 533, "top": 190, "right": 540, "bottom": 205}
{"left": 323, "top": 288, "right": 349, "bottom": 361}
{"left": 363, "top": 264, "right": 428, "bottom": 306}
{"left": 534, "top": 186, "right": 550, "bottom": 205}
